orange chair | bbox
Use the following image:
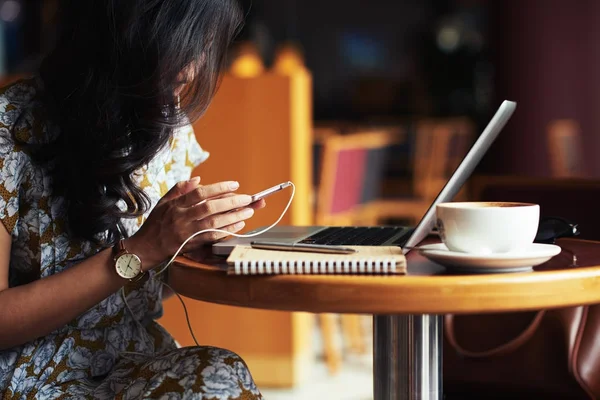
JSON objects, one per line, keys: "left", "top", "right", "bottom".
{"left": 273, "top": 42, "right": 306, "bottom": 75}
{"left": 229, "top": 42, "right": 265, "bottom": 78}
{"left": 547, "top": 119, "right": 586, "bottom": 178}
{"left": 161, "top": 68, "right": 314, "bottom": 388}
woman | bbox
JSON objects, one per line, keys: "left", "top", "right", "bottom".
{"left": 0, "top": 0, "right": 265, "bottom": 398}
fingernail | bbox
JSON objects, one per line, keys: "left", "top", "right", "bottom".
{"left": 235, "top": 221, "right": 245, "bottom": 230}
{"left": 229, "top": 181, "right": 239, "bottom": 190}
{"left": 240, "top": 195, "right": 252, "bottom": 205}
{"left": 241, "top": 208, "right": 254, "bottom": 218}
{"left": 189, "top": 177, "right": 200, "bottom": 185}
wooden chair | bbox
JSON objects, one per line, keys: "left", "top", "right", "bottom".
{"left": 371, "top": 117, "right": 475, "bottom": 225}
{"left": 229, "top": 42, "right": 265, "bottom": 78}
{"left": 547, "top": 119, "right": 586, "bottom": 178}
{"left": 315, "top": 129, "right": 403, "bottom": 226}
{"left": 160, "top": 69, "right": 314, "bottom": 388}
{"left": 273, "top": 42, "right": 306, "bottom": 75}
{"left": 314, "top": 129, "right": 403, "bottom": 375}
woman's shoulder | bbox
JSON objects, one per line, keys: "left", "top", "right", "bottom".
{"left": 0, "top": 76, "right": 56, "bottom": 147}
{"left": 0, "top": 78, "right": 53, "bottom": 202}
{"left": 172, "top": 123, "right": 210, "bottom": 167}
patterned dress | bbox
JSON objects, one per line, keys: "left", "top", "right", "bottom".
{"left": 0, "top": 79, "right": 263, "bottom": 399}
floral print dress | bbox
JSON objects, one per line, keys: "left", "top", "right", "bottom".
{"left": 0, "top": 79, "right": 262, "bottom": 399}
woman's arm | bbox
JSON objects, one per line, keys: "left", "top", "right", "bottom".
{"left": 0, "top": 179, "right": 260, "bottom": 350}
{"left": 0, "top": 225, "right": 136, "bottom": 349}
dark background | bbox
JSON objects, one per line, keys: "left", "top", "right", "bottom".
{"left": 4, "top": 0, "right": 600, "bottom": 177}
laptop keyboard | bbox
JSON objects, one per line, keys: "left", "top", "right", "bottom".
{"left": 299, "top": 226, "right": 409, "bottom": 246}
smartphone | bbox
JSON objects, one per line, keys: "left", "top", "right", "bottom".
{"left": 250, "top": 181, "right": 292, "bottom": 203}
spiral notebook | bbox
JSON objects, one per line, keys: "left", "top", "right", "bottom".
{"left": 226, "top": 245, "right": 406, "bottom": 275}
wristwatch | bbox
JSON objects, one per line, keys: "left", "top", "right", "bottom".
{"left": 113, "top": 239, "right": 145, "bottom": 282}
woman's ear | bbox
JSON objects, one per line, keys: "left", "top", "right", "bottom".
{"left": 173, "top": 62, "right": 199, "bottom": 96}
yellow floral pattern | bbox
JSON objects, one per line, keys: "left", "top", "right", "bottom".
{"left": 0, "top": 79, "right": 262, "bottom": 399}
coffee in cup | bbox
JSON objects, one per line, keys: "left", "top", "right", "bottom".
{"left": 435, "top": 202, "right": 540, "bottom": 254}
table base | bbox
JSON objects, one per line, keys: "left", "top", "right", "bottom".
{"left": 373, "top": 314, "right": 443, "bottom": 400}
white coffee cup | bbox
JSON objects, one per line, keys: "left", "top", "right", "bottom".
{"left": 435, "top": 202, "right": 540, "bottom": 254}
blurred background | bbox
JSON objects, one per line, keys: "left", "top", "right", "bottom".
{"left": 7, "top": 0, "right": 600, "bottom": 176}
{"left": 6, "top": 0, "right": 600, "bottom": 399}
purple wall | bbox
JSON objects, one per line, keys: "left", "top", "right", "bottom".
{"left": 482, "top": 0, "right": 600, "bottom": 176}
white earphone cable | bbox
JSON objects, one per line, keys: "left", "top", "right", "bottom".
{"left": 120, "top": 181, "right": 295, "bottom": 355}
{"left": 154, "top": 181, "right": 295, "bottom": 277}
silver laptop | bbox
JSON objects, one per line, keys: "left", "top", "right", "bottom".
{"left": 213, "top": 100, "right": 516, "bottom": 256}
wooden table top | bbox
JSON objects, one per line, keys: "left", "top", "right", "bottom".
{"left": 169, "top": 238, "right": 600, "bottom": 315}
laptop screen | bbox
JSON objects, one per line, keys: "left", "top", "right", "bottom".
{"left": 402, "top": 100, "right": 517, "bottom": 253}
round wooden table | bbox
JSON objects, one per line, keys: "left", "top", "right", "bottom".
{"left": 170, "top": 238, "right": 600, "bottom": 400}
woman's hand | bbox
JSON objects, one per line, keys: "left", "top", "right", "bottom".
{"left": 126, "top": 177, "right": 265, "bottom": 269}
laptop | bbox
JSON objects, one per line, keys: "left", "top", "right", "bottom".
{"left": 213, "top": 100, "right": 517, "bottom": 256}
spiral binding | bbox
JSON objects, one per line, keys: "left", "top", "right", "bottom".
{"left": 232, "top": 258, "right": 399, "bottom": 275}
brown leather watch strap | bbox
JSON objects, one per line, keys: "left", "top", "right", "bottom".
{"left": 129, "top": 269, "right": 147, "bottom": 283}
{"left": 113, "top": 239, "right": 126, "bottom": 260}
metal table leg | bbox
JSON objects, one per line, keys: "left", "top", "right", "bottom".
{"left": 373, "top": 315, "right": 443, "bottom": 400}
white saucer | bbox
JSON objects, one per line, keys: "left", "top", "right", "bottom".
{"left": 418, "top": 243, "right": 562, "bottom": 273}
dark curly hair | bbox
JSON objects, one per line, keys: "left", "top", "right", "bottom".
{"left": 36, "top": 0, "right": 243, "bottom": 242}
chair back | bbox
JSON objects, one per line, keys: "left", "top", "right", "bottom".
{"left": 316, "top": 130, "right": 401, "bottom": 225}
{"left": 547, "top": 119, "right": 585, "bottom": 178}
{"left": 412, "top": 118, "right": 475, "bottom": 201}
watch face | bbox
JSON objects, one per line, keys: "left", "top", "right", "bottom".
{"left": 115, "top": 253, "right": 142, "bottom": 279}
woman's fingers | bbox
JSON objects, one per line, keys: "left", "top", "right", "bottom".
{"left": 196, "top": 206, "right": 255, "bottom": 231}
{"left": 177, "top": 206, "right": 255, "bottom": 249}
{"left": 176, "top": 181, "right": 241, "bottom": 208}
{"left": 142, "top": 180, "right": 267, "bottom": 263}
{"left": 185, "top": 194, "right": 252, "bottom": 221}
{"left": 250, "top": 198, "right": 266, "bottom": 210}
{"left": 182, "top": 220, "right": 246, "bottom": 252}
{"left": 209, "top": 194, "right": 265, "bottom": 210}
{"left": 157, "top": 177, "right": 201, "bottom": 206}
